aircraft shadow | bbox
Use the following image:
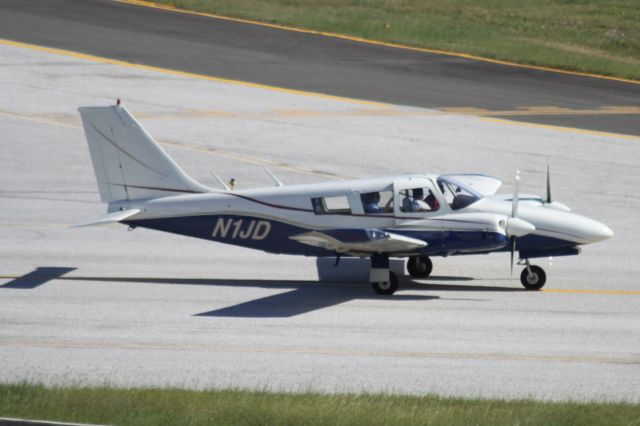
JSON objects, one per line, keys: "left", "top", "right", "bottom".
{"left": 422, "top": 275, "right": 474, "bottom": 281}
{"left": 1, "top": 266, "right": 76, "bottom": 289}
{"left": 2, "top": 267, "right": 522, "bottom": 317}
{"left": 196, "top": 285, "right": 439, "bottom": 318}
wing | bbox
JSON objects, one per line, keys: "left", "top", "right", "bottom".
{"left": 290, "top": 229, "right": 426, "bottom": 255}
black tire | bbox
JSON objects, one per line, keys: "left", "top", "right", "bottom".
{"left": 372, "top": 271, "right": 399, "bottom": 295}
{"left": 520, "top": 265, "right": 546, "bottom": 290}
{"left": 407, "top": 256, "right": 433, "bottom": 278}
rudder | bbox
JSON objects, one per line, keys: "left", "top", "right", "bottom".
{"left": 78, "top": 104, "right": 210, "bottom": 202}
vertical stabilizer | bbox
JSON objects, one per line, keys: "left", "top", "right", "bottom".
{"left": 78, "top": 105, "right": 211, "bottom": 202}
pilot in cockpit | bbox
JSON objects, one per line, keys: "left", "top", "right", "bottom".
{"left": 362, "top": 192, "right": 383, "bottom": 213}
{"left": 409, "top": 188, "right": 431, "bottom": 212}
{"left": 404, "top": 188, "right": 440, "bottom": 212}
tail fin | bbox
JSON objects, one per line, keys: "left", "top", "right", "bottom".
{"left": 78, "top": 104, "right": 211, "bottom": 202}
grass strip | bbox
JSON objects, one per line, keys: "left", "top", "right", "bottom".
{"left": 146, "top": 0, "right": 640, "bottom": 81}
{"left": 1, "top": 382, "right": 639, "bottom": 425}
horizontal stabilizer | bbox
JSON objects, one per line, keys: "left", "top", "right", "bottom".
{"left": 74, "top": 209, "right": 141, "bottom": 227}
{"left": 290, "top": 229, "right": 426, "bottom": 255}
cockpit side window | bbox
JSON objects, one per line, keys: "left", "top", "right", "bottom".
{"left": 437, "top": 177, "right": 480, "bottom": 211}
{"left": 361, "top": 191, "right": 393, "bottom": 215}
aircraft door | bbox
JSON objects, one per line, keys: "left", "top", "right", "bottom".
{"left": 393, "top": 178, "right": 443, "bottom": 250}
{"left": 394, "top": 179, "right": 443, "bottom": 217}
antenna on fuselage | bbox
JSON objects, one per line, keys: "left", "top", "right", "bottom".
{"left": 265, "top": 168, "right": 284, "bottom": 187}
{"left": 210, "top": 172, "right": 231, "bottom": 191}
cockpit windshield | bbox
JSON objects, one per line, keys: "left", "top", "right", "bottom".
{"left": 437, "top": 176, "right": 482, "bottom": 210}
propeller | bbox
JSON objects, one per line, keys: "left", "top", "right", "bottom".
{"left": 546, "top": 160, "right": 552, "bottom": 204}
{"left": 512, "top": 170, "right": 520, "bottom": 219}
{"left": 510, "top": 171, "right": 519, "bottom": 275}
{"left": 542, "top": 161, "right": 570, "bottom": 211}
{"left": 505, "top": 171, "right": 535, "bottom": 275}
{"left": 510, "top": 237, "right": 516, "bottom": 275}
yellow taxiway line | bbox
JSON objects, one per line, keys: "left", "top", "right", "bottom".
{"left": 441, "top": 106, "right": 640, "bottom": 117}
{"left": 542, "top": 289, "right": 640, "bottom": 295}
{"left": 1, "top": 38, "right": 638, "bottom": 141}
{"left": 159, "top": 139, "right": 349, "bottom": 180}
{"left": 1, "top": 274, "right": 638, "bottom": 296}
{"left": 0, "top": 109, "right": 348, "bottom": 180}
{"left": 479, "top": 117, "right": 639, "bottom": 141}
{"left": 0, "top": 38, "right": 386, "bottom": 108}
{"left": 116, "top": 0, "right": 640, "bottom": 86}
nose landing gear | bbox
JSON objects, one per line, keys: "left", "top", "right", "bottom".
{"left": 519, "top": 259, "right": 546, "bottom": 290}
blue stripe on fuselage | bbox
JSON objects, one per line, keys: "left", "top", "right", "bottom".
{"left": 125, "top": 215, "right": 508, "bottom": 257}
{"left": 125, "top": 214, "right": 576, "bottom": 258}
{"left": 508, "top": 234, "right": 580, "bottom": 258}
{"left": 125, "top": 214, "right": 331, "bottom": 256}
{"left": 389, "top": 229, "right": 509, "bottom": 256}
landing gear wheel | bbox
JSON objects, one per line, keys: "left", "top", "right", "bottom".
{"left": 372, "top": 271, "right": 399, "bottom": 295}
{"left": 407, "top": 256, "right": 433, "bottom": 278}
{"left": 520, "top": 265, "right": 546, "bottom": 290}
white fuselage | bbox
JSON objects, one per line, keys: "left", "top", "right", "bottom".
{"left": 110, "top": 173, "right": 611, "bottom": 258}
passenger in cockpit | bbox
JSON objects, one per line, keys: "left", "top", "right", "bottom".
{"left": 425, "top": 190, "right": 440, "bottom": 210}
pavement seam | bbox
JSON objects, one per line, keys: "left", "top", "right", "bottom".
{"left": 2, "top": 339, "right": 639, "bottom": 365}
{"left": 478, "top": 116, "right": 640, "bottom": 141}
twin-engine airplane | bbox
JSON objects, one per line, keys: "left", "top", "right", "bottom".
{"left": 77, "top": 103, "right": 613, "bottom": 295}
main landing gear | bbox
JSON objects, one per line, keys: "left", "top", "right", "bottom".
{"left": 370, "top": 253, "right": 398, "bottom": 295}
{"left": 519, "top": 259, "right": 546, "bottom": 290}
{"left": 370, "top": 254, "right": 546, "bottom": 293}
{"left": 369, "top": 255, "right": 432, "bottom": 295}
{"left": 407, "top": 255, "right": 432, "bottom": 278}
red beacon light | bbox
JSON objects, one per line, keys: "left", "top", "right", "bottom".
{"left": 116, "top": 98, "right": 121, "bottom": 106}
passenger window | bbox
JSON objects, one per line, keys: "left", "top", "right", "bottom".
{"left": 399, "top": 187, "right": 440, "bottom": 213}
{"left": 311, "top": 196, "right": 351, "bottom": 215}
{"left": 361, "top": 191, "right": 393, "bottom": 215}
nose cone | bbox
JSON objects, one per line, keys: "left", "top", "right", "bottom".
{"left": 586, "top": 221, "right": 613, "bottom": 243}
{"left": 568, "top": 215, "right": 613, "bottom": 244}
{"left": 529, "top": 209, "right": 613, "bottom": 245}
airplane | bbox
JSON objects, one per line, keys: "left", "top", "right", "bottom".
{"left": 77, "top": 102, "right": 613, "bottom": 295}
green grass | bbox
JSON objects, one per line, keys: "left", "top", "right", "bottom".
{"left": 1, "top": 383, "right": 640, "bottom": 425}
{"left": 148, "top": 0, "right": 640, "bottom": 81}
